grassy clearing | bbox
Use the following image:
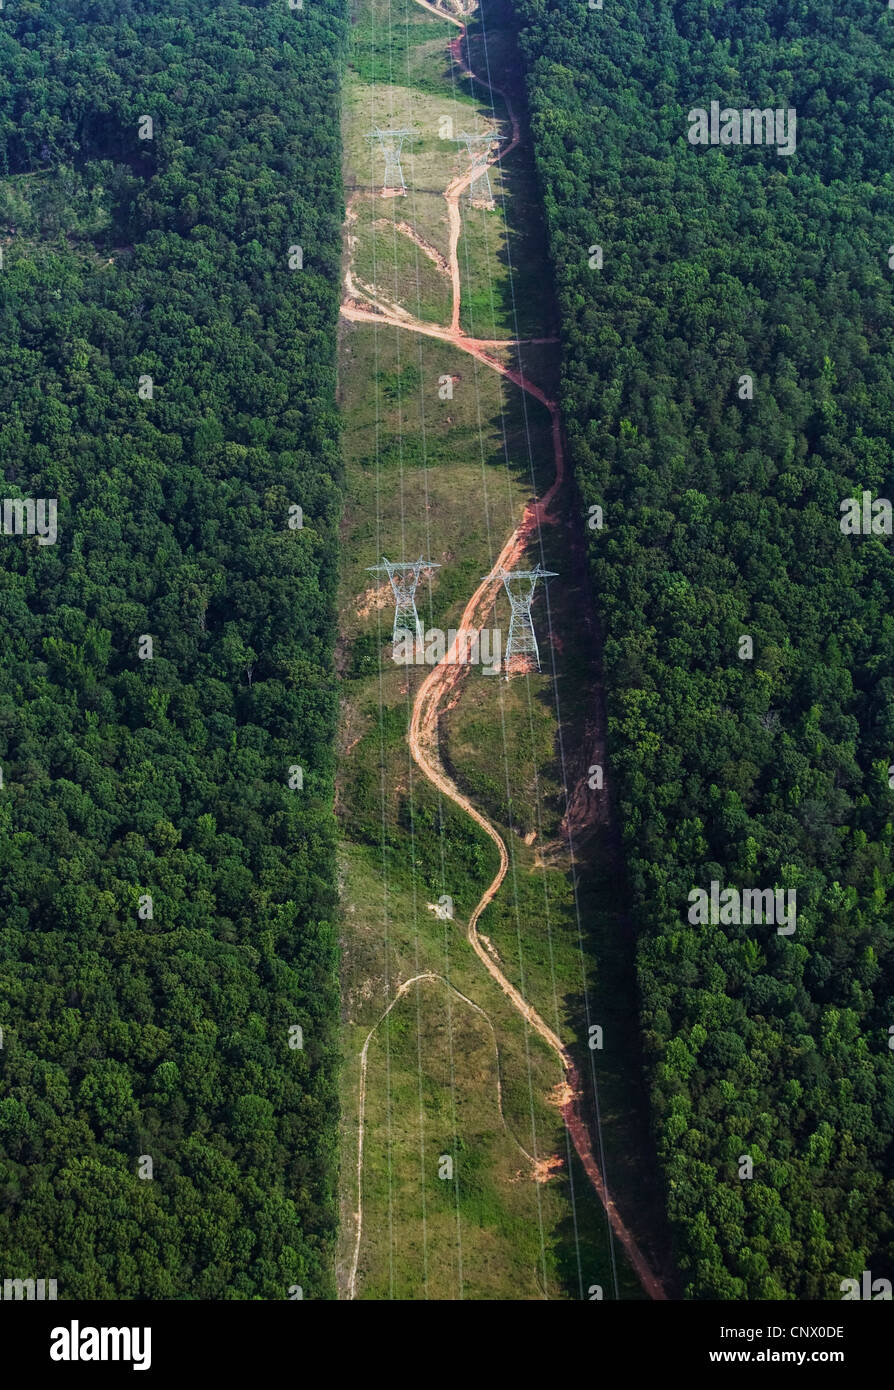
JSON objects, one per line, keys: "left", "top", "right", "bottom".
{"left": 353, "top": 970, "right": 632, "bottom": 1300}
{"left": 336, "top": 823, "right": 646, "bottom": 1301}
{"left": 350, "top": 1, "right": 457, "bottom": 96}
{"left": 334, "top": 314, "right": 641, "bottom": 1293}
{"left": 343, "top": 77, "right": 475, "bottom": 207}
{"left": 344, "top": 0, "right": 548, "bottom": 340}
{"left": 335, "top": 0, "right": 664, "bottom": 1301}
{"left": 336, "top": 323, "right": 553, "bottom": 641}
{"left": 350, "top": 199, "right": 452, "bottom": 323}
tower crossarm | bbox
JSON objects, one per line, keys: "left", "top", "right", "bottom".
{"left": 482, "top": 565, "right": 557, "bottom": 671}
{"left": 367, "top": 556, "right": 441, "bottom": 643}
{"left": 455, "top": 130, "right": 499, "bottom": 152}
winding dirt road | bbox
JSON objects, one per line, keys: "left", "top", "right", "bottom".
{"left": 343, "top": 0, "right": 666, "bottom": 1301}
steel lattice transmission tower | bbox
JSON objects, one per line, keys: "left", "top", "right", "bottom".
{"left": 366, "top": 127, "right": 414, "bottom": 193}
{"left": 456, "top": 131, "right": 499, "bottom": 208}
{"left": 367, "top": 557, "right": 440, "bottom": 644}
{"left": 488, "top": 565, "right": 557, "bottom": 671}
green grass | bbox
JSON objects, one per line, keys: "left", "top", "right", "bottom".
{"left": 335, "top": 0, "right": 664, "bottom": 1302}
{"left": 351, "top": 1, "right": 457, "bottom": 96}
{"left": 351, "top": 199, "right": 452, "bottom": 323}
{"left": 336, "top": 326, "right": 553, "bottom": 643}
{"left": 355, "top": 971, "right": 622, "bottom": 1299}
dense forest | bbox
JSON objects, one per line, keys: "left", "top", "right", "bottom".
{"left": 512, "top": 0, "right": 894, "bottom": 1296}
{"left": 0, "top": 0, "right": 346, "bottom": 1296}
